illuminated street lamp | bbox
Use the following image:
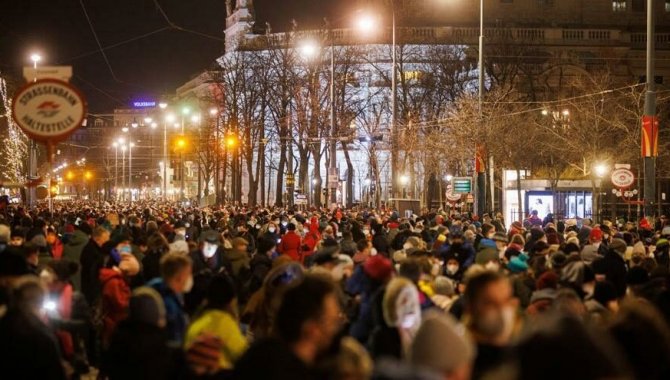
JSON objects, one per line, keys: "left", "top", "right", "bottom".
{"left": 444, "top": 174, "right": 453, "bottom": 182}
{"left": 355, "top": 13, "right": 377, "bottom": 35}
{"left": 299, "top": 41, "right": 318, "bottom": 58}
{"left": 400, "top": 174, "right": 410, "bottom": 199}
{"left": 30, "top": 53, "right": 42, "bottom": 69}
{"left": 595, "top": 163, "right": 608, "bottom": 178}
{"left": 159, "top": 102, "right": 168, "bottom": 110}
{"left": 209, "top": 108, "right": 218, "bottom": 116}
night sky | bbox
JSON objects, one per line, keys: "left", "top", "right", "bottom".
{"left": 0, "top": 0, "right": 356, "bottom": 113}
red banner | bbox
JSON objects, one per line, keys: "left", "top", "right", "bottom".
{"left": 475, "top": 144, "right": 486, "bottom": 173}
{"left": 641, "top": 115, "right": 659, "bottom": 157}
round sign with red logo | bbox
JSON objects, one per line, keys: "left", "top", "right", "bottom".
{"left": 611, "top": 168, "right": 635, "bottom": 189}
{"left": 446, "top": 189, "right": 461, "bottom": 202}
{"left": 11, "top": 79, "right": 86, "bottom": 143}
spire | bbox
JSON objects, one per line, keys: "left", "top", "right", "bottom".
{"left": 225, "top": 0, "right": 254, "bottom": 52}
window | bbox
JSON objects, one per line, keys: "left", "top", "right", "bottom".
{"left": 632, "top": 0, "right": 644, "bottom": 12}
{"left": 612, "top": 0, "right": 626, "bottom": 12}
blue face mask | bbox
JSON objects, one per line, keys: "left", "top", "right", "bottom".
{"left": 120, "top": 245, "right": 132, "bottom": 254}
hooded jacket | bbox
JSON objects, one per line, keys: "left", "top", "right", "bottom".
{"left": 99, "top": 268, "right": 130, "bottom": 345}
{"left": 278, "top": 230, "right": 301, "bottom": 261}
{"left": 63, "top": 229, "right": 90, "bottom": 291}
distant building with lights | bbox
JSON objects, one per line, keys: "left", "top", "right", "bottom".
{"left": 169, "top": 0, "right": 670, "bottom": 220}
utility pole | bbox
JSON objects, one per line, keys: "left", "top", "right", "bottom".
{"left": 329, "top": 26, "right": 338, "bottom": 206}
{"left": 643, "top": 0, "right": 657, "bottom": 218}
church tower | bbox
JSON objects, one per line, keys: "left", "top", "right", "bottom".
{"left": 224, "top": 0, "right": 254, "bottom": 53}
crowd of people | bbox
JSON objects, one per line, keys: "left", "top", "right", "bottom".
{"left": 1, "top": 200, "right": 670, "bottom": 380}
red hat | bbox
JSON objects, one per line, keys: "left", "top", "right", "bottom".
{"left": 536, "top": 271, "right": 559, "bottom": 290}
{"left": 363, "top": 255, "right": 394, "bottom": 282}
{"left": 589, "top": 227, "right": 603, "bottom": 242}
{"left": 65, "top": 224, "right": 75, "bottom": 234}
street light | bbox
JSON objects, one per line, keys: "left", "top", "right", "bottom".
{"left": 595, "top": 164, "right": 608, "bottom": 178}
{"left": 159, "top": 102, "right": 168, "bottom": 110}
{"left": 355, "top": 14, "right": 377, "bottom": 35}
{"left": 299, "top": 41, "right": 318, "bottom": 58}
{"left": 445, "top": 174, "right": 453, "bottom": 182}
{"left": 400, "top": 174, "right": 410, "bottom": 198}
{"left": 30, "top": 53, "right": 42, "bottom": 69}
{"left": 209, "top": 108, "right": 218, "bottom": 116}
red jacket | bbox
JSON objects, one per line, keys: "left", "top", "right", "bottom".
{"left": 99, "top": 268, "right": 130, "bottom": 345}
{"left": 301, "top": 218, "right": 321, "bottom": 262}
{"left": 279, "top": 231, "right": 302, "bottom": 261}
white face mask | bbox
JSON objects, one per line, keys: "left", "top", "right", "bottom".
{"left": 183, "top": 275, "right": 194, "bottom": 293}
{"left": 447, "top": 265, "right": 459, "bottom": 275}
{"left": 370, "top": 248, "right": 378, "bottom": 256}
{"left": 176, "top": 229, "right": 186, "bottom": 237}
{"left": 203, "top": 244, "right": 217, "bottom": 258}
{"left": 268, "top": 227, "right": 276, "bottom": 233}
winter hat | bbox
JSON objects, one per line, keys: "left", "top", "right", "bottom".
{"left": 410, "top": 311, "right": 474, "bottom": 375}
{"left": 479, "top": 239, "right": 496, "bottom": 250}
{"left": 563, "top": 242, "right": 581, "bottom": 256}
{"left": 119, "top": 252, "right": 140, "bottom": 277}
{"left": 363, "top": 255, "right": 394, "bottom": 283}
{"left": 475, "top": 248, "right": 499, "bottom": 265}
{"left": 662, "top": 226, "right": 670, "bottom": 236}
{"left": 655, "top": 238, "right": 669, "bottom": 249}
{"left": 593, "top": 281, "right": 618, "bottom": 306}
{"left": 550, "top": 251, "right": 567, "bottom": 269}
{"left": 609, "top": 238, "right": 627, "bottom": 256}
{"left": 536, "top": 271, "right": 559, "bottom": 290}
{"left": 200, "top": 230, "right": 219, "bottom": 244}
{"left": 589, "top": 228, "right": 603, "bottom": 242}
{"left": 492, "top": 232, "right": 507, "bottom": 243}
{"left": 433, "top": 276, "right": 455, "bottom": 297}
{"left": 129, "top": 287, "right": 166, "bottom": 326}
{"left": 626, "top": 266, "right": 650, "bottom": 287}
{"left": 508, "top": 255, "right": 529, "bottom": 273}
{"left": 529, "top": 228, "right": 546, "bottom": 241}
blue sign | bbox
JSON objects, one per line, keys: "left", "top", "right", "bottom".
{"left": 133, "top": 101, "right": 156, "bottom": 108}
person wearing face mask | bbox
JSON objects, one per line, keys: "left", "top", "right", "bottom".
{"left": 260, "top": 222, "right": 281, "bottom": 245}
{"left": 148, "top": 253, "right": 193, "bottom": 345}
{"left": 185, "top": 230, "right": 232, "bottom": 315}
{"left": 464, "top": 270, "right": 519, "bottom": 380}
{"left": 235, "top": 222, "right": 256, "bottom": 255}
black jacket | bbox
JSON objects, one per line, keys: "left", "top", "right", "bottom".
{"left": 80, "top": 240, "right": 105, "bottom": 305}
{"left": 592, "top": 250, "right": 628, "bottom": 298}
{"left": 0, "top": 309, "right": 66, "bottom": 380}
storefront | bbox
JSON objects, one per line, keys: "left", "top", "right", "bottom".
{"left": 502, "top": 170, "right": 593, "bottom": 228}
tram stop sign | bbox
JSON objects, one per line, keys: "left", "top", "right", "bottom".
{"left": 11, "top": 78, "right": 87, "bottom": 144}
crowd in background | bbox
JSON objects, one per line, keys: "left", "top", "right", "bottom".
{"left": 1, "top": 200, "right": 670, "bottom": 380}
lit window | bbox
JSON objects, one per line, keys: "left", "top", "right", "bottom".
{"left": 612, "top": 0, "right": 626, "bottom": 12}
{"left": 402, "top": 71, "right": 423, "bottom": 81}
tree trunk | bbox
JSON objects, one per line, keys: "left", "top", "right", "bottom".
{"left": 342, "top": 143, "right": 354, "bottom": 208}
{"left": 516, "top": 168, "right": 523, "bottom": 222}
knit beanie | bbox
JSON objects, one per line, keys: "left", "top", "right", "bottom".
{"left": 609, "top": 238, "right": 627, "bottom": 257}
{"left": 475, "top": 248, "right": 499, "bottom": 265}
{"left": 410, "top": 310, "right": 475, "bottom": 375}
{"left": 508, "top": 255, "right": 529, "bottom": 273}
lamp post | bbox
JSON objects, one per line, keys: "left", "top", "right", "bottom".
{"left": 643, "top": 0, "right": 657, "bottom": 218}
{"left": 164, "top": 112, "right": 175, "bottom": 200}
{"left": 128, "top": 142, "right": 135, "bottom": 202}
{"left": 121, "top": 144, "right": 127, "bottom": 201}
{"left": 400, "top": 174, "right": 409, "bottom": 199}
{"left": 594, "top": 163, "right": 608, "bottom": 222}
{"left": 112, "top": 142, "right": 119, "bottom": 200}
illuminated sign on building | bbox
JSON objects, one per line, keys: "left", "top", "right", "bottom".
{"left": 132, "top": 101, "right": 156, "bottom": 108}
